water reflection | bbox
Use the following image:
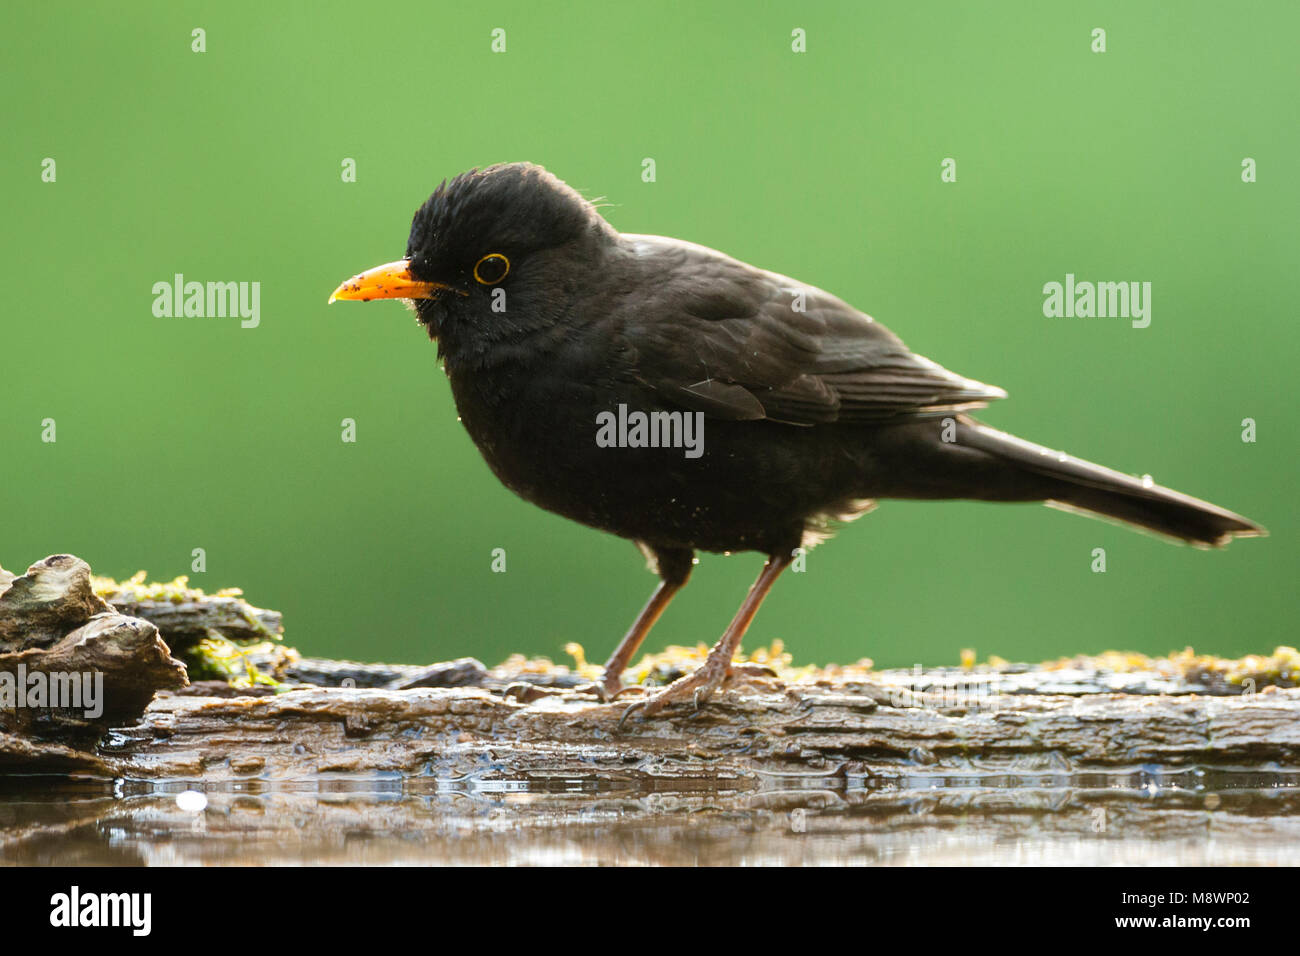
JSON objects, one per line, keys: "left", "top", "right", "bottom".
{"left": 0, "top": 769, "right": 1296, "bottom": 865}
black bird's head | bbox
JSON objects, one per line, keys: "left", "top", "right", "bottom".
{"left": 330, "top": 163, "right": 609, "bottom": 344}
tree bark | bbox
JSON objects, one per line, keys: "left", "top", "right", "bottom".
{"left": 3, "top": 670, "right": 1285, "bottom": 781}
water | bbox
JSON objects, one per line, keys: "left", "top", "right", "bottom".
{"left": 1, "top": 769, "right": 1295, "bottom": 866}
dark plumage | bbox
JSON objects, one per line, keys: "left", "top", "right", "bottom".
{"left": 332, "top": 162, "right": 1265, "bottom": 716}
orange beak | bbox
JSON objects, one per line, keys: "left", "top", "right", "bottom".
{"left": 328, "top": 259, "right": 463, "bottom": 304}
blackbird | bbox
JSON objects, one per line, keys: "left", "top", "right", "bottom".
{"left": 330, "top": 162, "right": 1264, "bottom": 717}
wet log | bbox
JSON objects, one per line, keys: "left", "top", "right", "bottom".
{"left": 0, "top": 557, "right": 187, "bottom": 743}
{"left": 2, "top": 553, "right": 1297, "bottom": 790}
{"left": 34, "top": 667, "right": 1300, "bottom": 783}
{"left": 94, "top": 573, "right": 282, "bottom": 652}
{"left": 0, "top": 555, "right": 115, "bottom": 653}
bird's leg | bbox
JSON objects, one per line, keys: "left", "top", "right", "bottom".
{"left": 591, "top": 545, "right": 693, "bottom": 700}
{"left": 622, "top": 549, "right": 794, "bottom": 723}
{"left": 596, "top": 583, "right": 682, "bottom": 698}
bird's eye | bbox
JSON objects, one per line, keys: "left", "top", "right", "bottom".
{"left": 473, "top": 253, "right": 510, "bottom": 285}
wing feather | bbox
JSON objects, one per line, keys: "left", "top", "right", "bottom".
{"left": 614, "top": 235, "right": 1006, "bottom": 425}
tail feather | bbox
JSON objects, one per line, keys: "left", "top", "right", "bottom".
{"left": 959, "top": 420, "right": 1266, "bottom": 548}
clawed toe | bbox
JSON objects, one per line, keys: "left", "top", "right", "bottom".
{"left": 614, "top": 664, "right": 729, "bottom": 731}
{"left": 616, "top": 699, "right": 648, "bottom": 733}
{"left": 573, "top": 681, "right": 611, "bottom": 701}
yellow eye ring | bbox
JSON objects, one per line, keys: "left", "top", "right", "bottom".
{"left": 474, "top": 253, "right": 510, "bottom": 285}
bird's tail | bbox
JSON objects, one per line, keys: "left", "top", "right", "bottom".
{"left": 957, "top": 420, "right": 1266, "bottom": 548}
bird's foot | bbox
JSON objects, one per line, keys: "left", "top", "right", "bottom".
{"left": 574, "top": 665, "right": 660, "bottom": 702}
{"left": 616, "top": 660, "right": 780, "bottom": 730}
{"left": 617, "top": 658, "right": 732, "bottom": 730}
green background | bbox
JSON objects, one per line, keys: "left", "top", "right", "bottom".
{"left": 3, "top": 2, "right": 1294, "bottom": 669}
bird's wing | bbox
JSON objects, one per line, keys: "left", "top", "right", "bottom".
{"left": 614, "top": 235, "right": 1006, "bottom": 425}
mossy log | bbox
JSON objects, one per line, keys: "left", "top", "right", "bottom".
{"left": 3, "top": 666, "right": 1297, "bottom": 783}
{"left": 2, "top": 553, "right": 1298, "bottom": 787}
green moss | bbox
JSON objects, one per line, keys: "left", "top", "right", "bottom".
{"left": 1037, "top": 646, "right": 1300, "bottom": 690}
{"left": 92, "top": 570, "right": 247, "bottom": 605}
{"left": 93, "top": 571, "right": 294, "bottom": 691}
{"left": 182, "top": 634, "right": 289, "bottom": 691}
